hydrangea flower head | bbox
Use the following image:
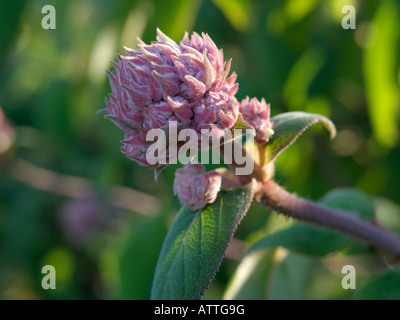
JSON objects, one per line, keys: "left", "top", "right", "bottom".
{"left": 100, "top": 29, "right": 239, "bottom": 167}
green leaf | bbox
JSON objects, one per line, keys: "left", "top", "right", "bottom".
{"left": 319, "top": 188, "right": 375, "bottom": 220}
{"left": 151, "top": 186, "right": 253, "bottom": 300}
{"left": 248, "top": 187, "right": 375, "bottom": 257}
{"left": 249, "top": 222, "right": 349, "bottom": 257}
{"left": 264, "top": 111, "right": 336, "bottom": 166}
{"left": 268, "top": 252, "right": 315, "bottom": 300}
{"left": 354, "top": 269, "right": 400, "bottom": 300}
{"left": 223, "top": 249, "right": 275, "bottom": 300}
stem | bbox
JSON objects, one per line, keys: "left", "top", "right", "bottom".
{"left": 219, "top": 141, "right": 262, "bottom": 185}
{"left": 259, "top": 179, "right": 400, "bottom": 259}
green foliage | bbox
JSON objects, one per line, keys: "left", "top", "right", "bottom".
{"left": 223, "top": 187, "right": 395, "bottom": 300}
{"left": 363, "top": 0, "right": 400, "bottom": 147}
{"left": 117, "top": 215, "right": 167, "bottom": 299}
{"left": 250, "top": 223, "right": 350, "bottom": 257}
{"left": 151, "top": 186, "right": 253, "bottom": 300}
{"left": 268, "top": 252, "right": 314, "bottom": 300}
{"left": 354, "top": 269, "right": 400, "bottom": 300}
{"left": 152, "top": 109, "right": 375, "bottom": 299}
{"left": 223, "top": 250, "right": 275, "bottom": 300}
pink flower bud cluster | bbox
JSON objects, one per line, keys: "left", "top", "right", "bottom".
{"left": 101, "top": 29, "right": 239, "bottom": 167}
{"left": 239, "top": 97, "right": 274, "bottom": 144}
{"left": 173, "top": 164, "right": 221, "bottom": 211}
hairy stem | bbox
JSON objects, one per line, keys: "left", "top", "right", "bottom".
{"left": 259, "top": 179, "right": 400, "bottom": 259}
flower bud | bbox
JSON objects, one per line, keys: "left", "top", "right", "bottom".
{"left": 173, "top": 164, "right": 222, "bottom": 210}
{"left": 239, "top": 97, "right": 274, "bottom": 143}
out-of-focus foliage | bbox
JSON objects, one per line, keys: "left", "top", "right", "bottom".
{"left": 0, "top": 0, "right": 399, "bottom": 300}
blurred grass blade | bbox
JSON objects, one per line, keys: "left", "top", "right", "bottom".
{"left": 284, "top": 0, "right": 318, "bottom": 23}
{"left": 151, "top": 186, "right": 253, "bottom": 300}
{"left": 283, "top": 46, "right": 325, "bottom": 110}
{"left": 144, "top": 0, "right": 202, "bottom": 41}
{"left": 363, "top": 0, "right": 400, "bottom": 148}
{"left": 211, "top": 0, "right": 252, "bottom": 31}
{"left": 263, "top": 111, "right": 336, "bottom": 166}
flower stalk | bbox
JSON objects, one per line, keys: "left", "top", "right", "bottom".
{"left": 259, "top": 179, "right": 400, "bottom": 260}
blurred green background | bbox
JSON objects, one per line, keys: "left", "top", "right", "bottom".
{"left": 0, "top": 0, "right": 399, "bottom": 300}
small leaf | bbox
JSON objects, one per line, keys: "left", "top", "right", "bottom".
{"left": 225, "top": 113, "right": 256, "bottom": 145}
{"left": 234, "top": 113, "right": 255, "bottom": 132}
{"left": 354, "top": 269, "right": 400, "bottom": 300}
{"left": 151, "top": 186, "right": 253, "bottom": 300}
{"left": 198, "top": 114, "right": 254, "bottom": 153}
{"left": 264, "top": 111, "right": 336, "bottom": 166}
